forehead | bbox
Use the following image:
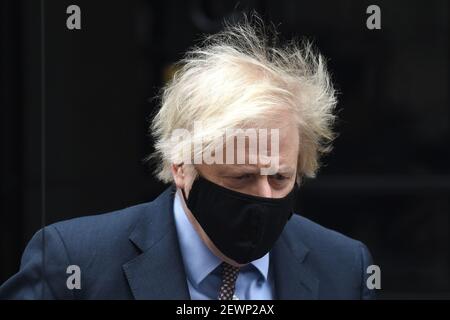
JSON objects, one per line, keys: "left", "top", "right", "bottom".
{"left": 208, "top": 122, "right": 299, "bottom": 175}
{"left": 231, "top": 120, "right": 299, "bottom": 159}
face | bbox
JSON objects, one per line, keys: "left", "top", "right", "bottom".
{"left": 172, "top": 111, "right": 299, "bottom": 199}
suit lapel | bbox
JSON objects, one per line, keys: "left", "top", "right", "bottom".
{"left": 122, "top": 186, "right": 190, "bottom": 299}
{"left": 272, "top": 219, "right": 319, "bottom": 299}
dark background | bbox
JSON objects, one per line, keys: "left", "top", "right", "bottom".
{"left": 1, "top": 0, "right": 449, "bottom": 299}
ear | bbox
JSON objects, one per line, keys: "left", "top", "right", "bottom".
{"left": 171, "top": 163, "right": 186, "bottom": 189}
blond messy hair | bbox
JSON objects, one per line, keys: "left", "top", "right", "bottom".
{"left": 150, "top": 16, "right": 337, "bottom": 183}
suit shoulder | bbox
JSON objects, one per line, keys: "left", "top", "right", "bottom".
{"left": 45, "top": 201, "right": 157, "bottom": 265}
{"left": 285, "top": 214, "right": 375, "bottom": 299}
{"left": 50, "top": 201, "right": 150, "bottom": 240}
{"left": 288, "top": 213, "right": 365, "bottom": 251}
{"left": 45, "top": 187, "right": 175, "bottom": 259}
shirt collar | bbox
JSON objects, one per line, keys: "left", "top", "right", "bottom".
{"left": 172, "top": 190, "right": 270, "bottom": 287}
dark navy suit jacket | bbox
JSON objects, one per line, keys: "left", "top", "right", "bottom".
{"left": 0, "top": 186, "right": 376, "bottom": 299}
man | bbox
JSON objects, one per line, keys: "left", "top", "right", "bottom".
{"left": 0, "top": 19, "right": 376, "bottom": 300}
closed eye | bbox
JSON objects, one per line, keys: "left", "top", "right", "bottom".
{"left": 272, "top": 173, "right": 289, "bottom": 180}
{"left": 233, "top": 174, "right": 253, "bottom": 180}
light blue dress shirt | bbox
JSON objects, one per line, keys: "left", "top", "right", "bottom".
{"left": 173, "top": 190, "right": 274, "bottom": 300}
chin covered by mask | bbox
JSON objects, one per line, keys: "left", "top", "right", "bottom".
{"left": 182, "top": 176, "right": 297, "bottom": 265}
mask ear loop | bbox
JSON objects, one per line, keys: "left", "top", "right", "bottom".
{"left": 180, "top": 187, "right": 187, "bottom": 202}
{"left": 180, "top": 173, "right": 202, "bottom": 203}
{"left": 288, "top": 172, "right": 300, "bottom": 220}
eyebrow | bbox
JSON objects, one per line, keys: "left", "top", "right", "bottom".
{"left": 276, "top": 165, "right": 296, "bottom": 175}
{"left": 220, "top": 164, "right": 296, "bottom": 175}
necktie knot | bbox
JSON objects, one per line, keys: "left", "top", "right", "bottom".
{"left": 218, "top": 262, "right": 240, "bottom": 300}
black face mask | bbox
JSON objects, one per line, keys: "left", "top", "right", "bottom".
{"left": 183, "top": 176, "right": 297, "bottom": 264}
